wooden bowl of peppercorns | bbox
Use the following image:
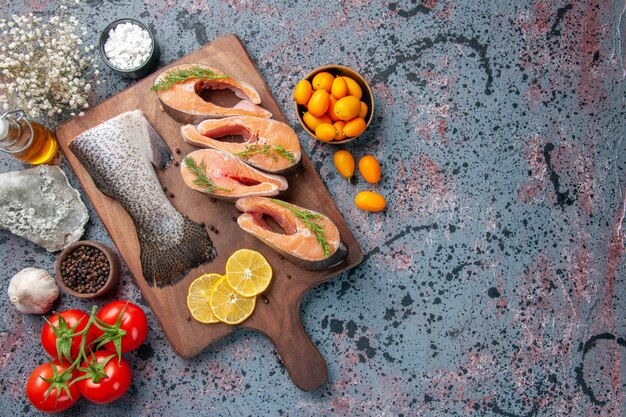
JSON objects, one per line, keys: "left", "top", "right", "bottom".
{"left": 55, "top": 240, "right": 120, "bottom": 299}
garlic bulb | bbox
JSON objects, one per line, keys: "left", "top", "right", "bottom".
{"left": 7, "top": 267, "right": 59, "bottom": 314}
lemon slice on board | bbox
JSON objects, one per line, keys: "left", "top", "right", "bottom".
{"left": 187, "top": 273, "right": 223, "bottom": 324}
{"left": 210, "top": 276, "right": 257, "bottom": 325}
{"left": 225, "top": 249, "right": 273, "bottom": 297}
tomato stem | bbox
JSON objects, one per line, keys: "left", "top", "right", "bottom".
{"left": 41, "top": 304, "right": 130, "bottom": 394}
{"left": 43, "top": 313, "right": 87, "bottom": 364}
{"left": 39, "top": 360, "right": 76, "bottom": 403}
{"left": 70, "top": 352, "right": 116, "bottom": 385}
{"left": 34, "top": 304, "right": 137, "bottom": 409}
{"left": 89, "top": 302, "right": 129, "bottom": 362}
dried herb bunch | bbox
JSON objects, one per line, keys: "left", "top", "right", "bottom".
{"left": 0, "top": 2, "right": 101, "bottom": 123}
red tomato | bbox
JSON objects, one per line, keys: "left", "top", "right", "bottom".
{"left": 95, "top": 301, "right": 148, "bottom": 353}
{"left": 26, "top": 360, "right": 80, "bottom": 413}
{"left": 41, "top": 309, "right": 96, "bottom": 363}
{"left": 77, "top": 350, "right": 132, "bottom": 404}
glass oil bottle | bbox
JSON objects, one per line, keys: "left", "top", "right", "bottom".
{"left": 0, "top": 110, "right": 58, "bottom": 165}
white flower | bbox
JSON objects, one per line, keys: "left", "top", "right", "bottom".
{"left": 0, "top": 2, "right": 99, "bottom": 122}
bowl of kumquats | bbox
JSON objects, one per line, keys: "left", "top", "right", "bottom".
{"left": 294, "top": 65, "right": 374, "bottom": 144}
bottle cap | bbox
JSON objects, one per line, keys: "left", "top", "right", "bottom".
{"left": 0, "top": 117, "right": 8, "bottom": 141}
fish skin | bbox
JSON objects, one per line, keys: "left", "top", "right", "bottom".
{"left": 181, "top": 149, "right": 288, "bottom": 202}
{"left": 235, "top": 197, "right": 347, "bottom": 271}
{"left": 154, "top": 64, "right": 272, "bottom": 124}
{"left": 181, "top": 116, "right": 302, "bottom": 175}
{"left": 70, "top": 110, "right": 216, "bottom": 288}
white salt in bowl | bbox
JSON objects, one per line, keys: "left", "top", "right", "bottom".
{"left": 99, "top": 18, "right": 160, "bottom": 80}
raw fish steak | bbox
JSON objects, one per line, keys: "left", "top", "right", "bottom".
{"left": 181, "top": 116, "right": 302, "bottom": 174}
{"left": 181, "top": 149, "right": 288, "bottom": 202}
{"left": 154, "top": 64, "right": 271, "bottom": 124}
{"left": 235, "top": 197, "right": 347, "bottom": 270}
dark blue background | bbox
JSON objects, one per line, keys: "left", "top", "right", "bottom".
{"left": 1, "top": 1, "right": 625, "bottom": 416}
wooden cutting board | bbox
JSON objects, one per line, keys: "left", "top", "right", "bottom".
{"left": 55, "top": 34, "right": 363, "bottom": 391}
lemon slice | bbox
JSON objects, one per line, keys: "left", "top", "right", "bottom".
{"left": 225, "top": 249, "right": 273, "bottom": 297}
{"left": 210, "top": 276, "right": 256, "bottom": 325}
{"left": 187, "top": 273, "right": 223, "bottom": 323}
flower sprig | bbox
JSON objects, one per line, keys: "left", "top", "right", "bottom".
{"left": 0, "top": 3, "right": 101, "bottom": 123}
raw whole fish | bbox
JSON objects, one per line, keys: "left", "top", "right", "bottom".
{"left": 181, "top": 116, "right": 302, "bottom": 174}
{"left": 235, "top": 197, "right": 347, "bottom": 270}
{"left": 70, "top": 110, "right": 215, "bottom": 288}
{"left": 181, "top": 149, "right": 288, "bottom": 202}
{"left": 153, "top": 64, "right": 272, "bottom": 124}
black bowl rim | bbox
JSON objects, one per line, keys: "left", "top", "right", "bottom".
{"left": 295, "top": 64, "right": 374, "bottom": 145}
{"left": 99, "top": 18, "right": 157, "bottom": 73}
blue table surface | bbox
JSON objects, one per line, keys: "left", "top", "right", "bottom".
{"left": 1, "top": 1, "right": 625, "bottom": 416}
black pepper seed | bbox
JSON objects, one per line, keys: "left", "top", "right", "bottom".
{"left": 186, "top": 316, "right": 191, "bottom": 321}
{"left": 175, "top": 148, "right": 181, "bottom": 154}
{"left": 287, "top": 274, "right": 292, "bottom": 280}
{"left": 162, "top": 185, "right": 167, "bottom": 192}
{"left": 60, "top": 245, "right": 110, "bottom": 294}
{"left": 262, "top": 296, "right": 269, "bottom": 304}
{"left": 169, "top": 192, "right": 174, "bottom": 198}
{"left": 209, "top": 197, "right": 216, "bottom": 203}
{"left": 173, "top": 161, "right": 179, "bottom": 167}
{"left": 200, "top": 222, "right": 206, "bottom": 227}
{"left": 277, "top": 254, "right": 284, "bottom": 260}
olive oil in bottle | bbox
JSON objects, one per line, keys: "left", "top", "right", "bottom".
{"left": 0, "top": 110, "right": 58, "bottom": 165}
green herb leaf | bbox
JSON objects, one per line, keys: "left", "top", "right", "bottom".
{"left": 272, "top": 145, "right": 297, "bottom": 163}
{"left": 270, "top": 199, "right": 330, "bottom": 257}
{"left": 183, "top": 156, "right": 231, "bottom": 193}
{"left": 234, "top": 144, "right": 296, "bottom": 163}
{"left": 235, "top": 145, "right": 276, "bottom": 161}
{"left": 151, "top": 66, "right": 229, "bottom": 92}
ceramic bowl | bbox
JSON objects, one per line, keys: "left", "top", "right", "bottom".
{"left": 55, "top": 240, "right": 120, "bottom": 299}
{"left": 99, "top": 18, "right": 160, "bottom": 79}
{"left": 295, "top": 65, "right": 374, "bottom": 145}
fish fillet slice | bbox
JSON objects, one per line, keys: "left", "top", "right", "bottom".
{"left": 154, "top": 64, "right": 272, "bottom": 124}
{"left": 70, "top": 110, "right": 216, "bottom": 288}
{"left": 236, "top": 197, "right": 347, "bottom": 270}
{"left": 181, "top": 149, "right": 288, "bottom": 202}
{"left": 181, "top": 116, "right": 302, "bottom": 174}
